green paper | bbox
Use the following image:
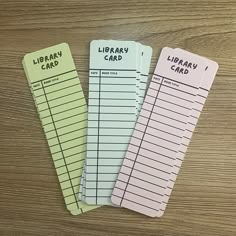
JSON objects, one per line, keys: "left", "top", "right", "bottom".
{"left": 23, "top": 43, "right": 98, "bottom": 214}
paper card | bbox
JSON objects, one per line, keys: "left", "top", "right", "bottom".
{"left": 84, "top": 40, "right": 138, "bottom": 205}
{"left": 23, "top": 43, "right": 98, "bottom": 214}
{"left": 157, "top": 49, "right": 219, "bottom": 217}
{"left": 79, "top": 43, "right": 153, "bottom": 203}
{"left": 111, "top": 47, "right": 207, "bottom": 217}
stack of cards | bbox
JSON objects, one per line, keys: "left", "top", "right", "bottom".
{"left": 112, "top": 47, "right": 218, "bottom": 217}
{"left": 23, "top": 42, "right": 218, "bottom": 217}
{"left": 79, "top": 40, "right": 152, "bottom": 205}
{"left": 23, "top": 43, "right": 98, "bottom": 215}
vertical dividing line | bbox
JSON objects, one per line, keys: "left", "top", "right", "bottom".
{"left": 96, "top": 69, "right": 101, "bottom": 204}
{"left": 41, "top": 81, "right": 80, "bottom": 210}
{"left": 120, "top": 77, "right": 164, "bottom": 205}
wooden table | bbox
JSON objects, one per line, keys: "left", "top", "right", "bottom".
{"left": 0, "top": 1, "right": 236, "bottom": 235}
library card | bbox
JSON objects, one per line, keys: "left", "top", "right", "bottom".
{"left": 23, "top": 43, "right": 97, "bottom": 214}
{"left": 85, "top": 40, "right": 137, "bottom": 205}
{"left": 79, "top": 43, "right": 152, "bottom": 202}
{"left": 111, "top": 47, "right": 207, "bottom": 217}
{"left": 158, "top": 51, "right": 219, "bottom": 216}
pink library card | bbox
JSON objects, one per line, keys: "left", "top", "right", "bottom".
{"left": 112, "top": 47, "right": 208, "bottom": 217}
{"left": 157, "top": 51, "right": 218, "bottom": 217}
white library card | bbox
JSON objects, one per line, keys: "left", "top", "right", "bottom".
{"left": 85, "top": 40, "right": 138, "bottom": 205}
{"left": 79, "top": 42, "right": 153, "bottom": 203}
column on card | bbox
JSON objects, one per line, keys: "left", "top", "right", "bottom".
{"left": 98, "top": 69, "right": 136, "bottom": 201}
{"left": 112, "top": 76, "right": 162, "bottom": 204}
{"left": 158, "top": 88, "right": 211, "bottom": 216}
{"left": 86, "top": 69, "right": 137, "bottom": 204}
{"left": 114, "top": 74, "right": 199, "bottom": 216}
{"left": 34, "top": 70, "right": 86, "bottom": 211}
{"left": 86, "top": 69, "right": 100, "bottom": 203}
{"left": 161, "top": 87, "right": 209, "bottom": 210}
{"left": 135, "top": 78, "right": 195, "bottom": 186}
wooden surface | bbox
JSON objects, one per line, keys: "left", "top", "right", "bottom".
{"left": 0, "top": 0, "right": 236, "bottom": 235}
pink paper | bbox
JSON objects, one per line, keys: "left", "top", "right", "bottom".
{"left": 112, "top": 47, "right": 208, "bottom": 217}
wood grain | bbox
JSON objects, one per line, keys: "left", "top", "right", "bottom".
{"left": 0, "top": 0, "right": 236, "bottom": 235}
